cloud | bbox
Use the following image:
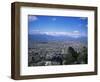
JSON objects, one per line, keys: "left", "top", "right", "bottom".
{"left": 73, "top": 30, "right": 79, "bottom": 33}
{"left": 52, "top": 18, "right": 56, "bottom": 21}
{"left": 31, "top": 30, "right": 81, "bottom": 38}
{"left": 28, "top": 16, "right": 38, "bottom": 21}
{"left": 72, "top": 31, "right": 81, "bottom": 38}
{"left": 79, "top": 17, "right": 87, "bottom": 20}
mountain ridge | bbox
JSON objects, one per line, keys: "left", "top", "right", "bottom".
{"left": 28, "top": 34, "right": 87, "bottom": 45}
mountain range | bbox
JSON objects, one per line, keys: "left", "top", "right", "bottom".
{"left": 28, "top": 33, "right": 87, "bottom": 45}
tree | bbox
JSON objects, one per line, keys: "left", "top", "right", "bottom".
{"left": 64, "top": 46, "right": 78, "bottom": 64}
{"left": 82, "top": 47, "right": 88, "bottom": 64}
{"left": 77, "top": 46, "right": 88, "bottom": 64}
{"left": 68, "top": 47, "right": 78, "bottom": 61}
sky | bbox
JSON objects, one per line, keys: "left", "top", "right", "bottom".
{"left": 28, "top": 15, "right": 88, "bottom": 38}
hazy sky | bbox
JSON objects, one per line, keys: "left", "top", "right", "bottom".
{"left": 28, "top": 15, "right": 88, "bottom": 37}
